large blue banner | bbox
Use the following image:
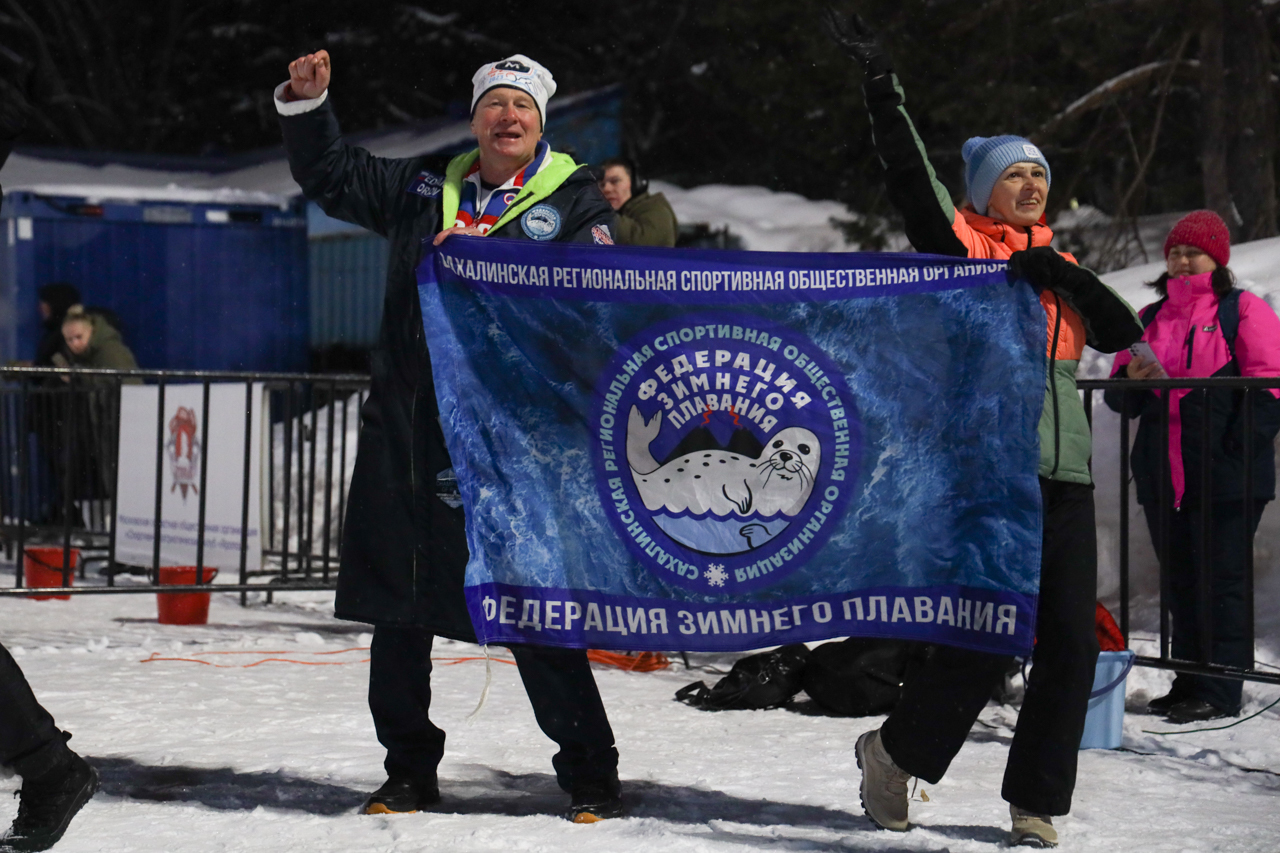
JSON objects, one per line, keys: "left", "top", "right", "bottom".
{"left": 418, "top": 238, "right": 1045, "bottom": 655}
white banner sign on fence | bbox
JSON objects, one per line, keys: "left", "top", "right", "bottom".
{"left": 113, "top": 383, "right": 264, "bottom": 572}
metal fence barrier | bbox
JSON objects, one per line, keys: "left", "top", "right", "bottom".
{"left": 1082, "top": 375, "right": 1280, "bottom": 687}
{"left": 4, "top": 367, "right": 1275, "bottom": 688}
{"left": 1, "top": 366, "right": 369, "bottom": 602}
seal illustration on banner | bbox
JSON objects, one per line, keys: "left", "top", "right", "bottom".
{"left": 594, "top": 313, "right": 858, "bottom": 593}
{"left": 167, "top": 406, "right": 201, "bottom": 500}
{"left": 627, "top": 410, "right": 821, "bottom": 518}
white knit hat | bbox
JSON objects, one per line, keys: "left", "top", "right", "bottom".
{"left": 470, "top": 54, "right": 556, "bottom": 129}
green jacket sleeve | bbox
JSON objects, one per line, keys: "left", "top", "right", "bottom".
{"left": 614, "top": 192, "right": 678, "bottom": 247}
{"left": 863, "top": 73, "right": 967, "bottom": 258}
{"left": 1009, "top": 247, "right": 1143, "bottom": 352}
{"left": 1056, "top": 273, "right": 1142, "bottom": 353}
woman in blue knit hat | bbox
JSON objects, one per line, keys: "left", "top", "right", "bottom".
{"left": 827, "top": 9, "right": 1143, "bottom": 849}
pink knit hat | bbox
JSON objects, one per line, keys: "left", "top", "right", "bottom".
{"left": 1164, "top": 210, "right": 1231, "bottom": 267}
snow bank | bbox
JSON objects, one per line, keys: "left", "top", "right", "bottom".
{"left": 0, "top": 153, "right": 295, "bottom": 207}
{"left": 652, "top": 181, "right": 884, "bottom": 254}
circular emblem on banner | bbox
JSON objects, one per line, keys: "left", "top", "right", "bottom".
{"left": 592, "top": 313, "right": 859, "bottom": 593}
{"left": 520, "top": 203, "right": 562, "bottom": 240}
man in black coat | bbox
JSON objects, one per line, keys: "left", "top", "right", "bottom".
{"left": 0, "top": 35, "right": 99, "bottom": 853}
{"left": 276, "top": 50, "right": 622, "bottom": 821}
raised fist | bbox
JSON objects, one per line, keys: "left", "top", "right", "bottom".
{"left": 286, "top": 50, "right": 331, "bottom": 101}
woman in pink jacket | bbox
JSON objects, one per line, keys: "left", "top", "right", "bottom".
{"left": 1106, "top": 210, "right": 1280, "bottom": 723}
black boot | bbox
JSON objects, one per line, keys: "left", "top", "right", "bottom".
{"left": 566, "top": 776, "right": 623, "bottom": 823}
{"left": 361, "top": 776, "right": 440, "bottom": 815}
{"left": 1165, "top": 699, "right": 1233, "bottom": 724}
{"left": 1145, "top": 688, "right": 1187, "bottom": 714}
{"left": 1, "top": 753, "right": 98, "bottom": 852}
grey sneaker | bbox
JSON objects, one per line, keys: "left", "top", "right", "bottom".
{"left": 854, "top": 729, "right": 910, "bottom": 831}
{"left": 1010, "top": 804, "right": 1058, "bottom": 848}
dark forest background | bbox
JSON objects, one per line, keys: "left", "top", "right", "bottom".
{"left": 4, "top": 0, "right": 1279, "bottom": 265}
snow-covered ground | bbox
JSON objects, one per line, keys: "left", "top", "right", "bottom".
{"left": 1, "top": 589, "right": 1277, "bottom": 852}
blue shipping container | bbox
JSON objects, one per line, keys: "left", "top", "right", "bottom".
{"left": 0, "top": 192, "right": 308, "bottom": 371}
{"left": 309, "top": 231, "right": 387, "bottom": 348}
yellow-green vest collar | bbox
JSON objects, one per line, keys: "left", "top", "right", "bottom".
{"left": 441, "top": 149, "right": 581, "bottom": 235}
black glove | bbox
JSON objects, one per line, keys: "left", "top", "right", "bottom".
{"left": 1008, "top": 246, "right": 1144, "bottom": 353}
{"left": 822, "top": 7, "right": 893, "bottom": 78}
{"left": 1005, "top": 246, "right": 1063, "bottom": 291}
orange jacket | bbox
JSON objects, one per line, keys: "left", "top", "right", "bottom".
{"left": 952, "top": 207, "right": 1085, "bottom": 362}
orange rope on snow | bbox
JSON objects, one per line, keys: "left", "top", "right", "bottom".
{"left": 138, "top": 646, "right": 665, "bottom": 671}
{"left": 586, "top": 650, "right": 670, "bottom": 672}
{"left": 433, "top": 655, "right": 517, "bottom": 666}
{"left": 140, "top": 648, "right": 371, "bottom": 668}
{"left": 138, "top": 648, "right": 519, "bottom": 669}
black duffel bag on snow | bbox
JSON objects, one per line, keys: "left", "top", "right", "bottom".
{"left": 675, "top": 644, "right": 810, "bottom": 710}
{"left": 802, "top": 637, "right": 924, "bottom": 716}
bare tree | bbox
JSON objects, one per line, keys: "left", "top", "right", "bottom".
{"left": 1221, "top": 0, "right": 1277, "bottom": 240}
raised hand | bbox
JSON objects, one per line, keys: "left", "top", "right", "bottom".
{"left": 287, "top": 50, "right": 331, "bottom": 101}
{"left": 821, "top": 7, "right": 892, "bottom": 78}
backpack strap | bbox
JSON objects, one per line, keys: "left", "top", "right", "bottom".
{"left": 1139, "top": 297, "right": 1167, "bottom": 329}
{"left": 1138, "top": 291, "right": 1241, "bottom": 360}
{"left": 1217, "top": 288, "right": 1242, "bottom": 361}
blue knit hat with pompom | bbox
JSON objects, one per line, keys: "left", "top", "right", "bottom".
{"left": 961, "top": 135, "right": 1051, "bottom": 216}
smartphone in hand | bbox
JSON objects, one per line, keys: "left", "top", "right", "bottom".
{"left": 1128, "top": 341, "right": 1167, "bottom": 378}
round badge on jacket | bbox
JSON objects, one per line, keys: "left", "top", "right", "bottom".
{"left": 521, "top": 204, "right": 563, "bottom": 241}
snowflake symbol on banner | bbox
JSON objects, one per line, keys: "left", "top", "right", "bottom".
{"left": 705, "top": 564, "right": 728, "bottom": 588}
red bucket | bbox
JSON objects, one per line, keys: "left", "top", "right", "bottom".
{"left": 156, "top": 566, "right": 219, "bottom": 625}
{"left": 23, "top": 548, "right": 78, "bottom": 600}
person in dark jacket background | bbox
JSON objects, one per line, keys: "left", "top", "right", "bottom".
{"left": 33, "top": 283, "right": 82, "bottom": 368}
{"left": 276, "top": 50, "right": 623, "bottom": 821}
{"left": 0, "top": 34, "right": 100, "bottom": 853}
{"left": 597, "top": 157, "right": 678, "bottom": 246}
{"left": 1106, "top": 211, "right": 1280, "bottom": 723}
{"left": 826, "top": 10, "right": 1142, "bottom": 848}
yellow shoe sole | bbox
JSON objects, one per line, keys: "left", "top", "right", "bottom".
{"left": 364, "top": 803, "right": 418, "bottom": 815}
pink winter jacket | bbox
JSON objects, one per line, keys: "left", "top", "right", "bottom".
{"left": 1111, "top": 272, "right": 1280, "bottom": 507}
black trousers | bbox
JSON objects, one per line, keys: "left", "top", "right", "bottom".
{"left": 368, "top": 626, "right": 618, "bottom": 793}
{"left": 0, "top": 642, "right": 71, "bottom": 780}
{"left": 880, "top": 478, "right": 1100, "bottom": 816}
{"left": 1144, "top": 500, "right": 1265, "bottom": 714}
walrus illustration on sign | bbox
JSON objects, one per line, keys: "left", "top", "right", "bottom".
{"left": 627, "top": 405, "right": 821, "bottom": 519}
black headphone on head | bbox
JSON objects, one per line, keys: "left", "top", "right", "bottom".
{"left": 623, "top": 157, "right": 649, "bottom": 195}
{"left": 602, "top": 157, "right": 648, "bottom": 195}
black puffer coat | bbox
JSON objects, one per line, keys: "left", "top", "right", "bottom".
{"left": 280, "top": 97, "right": 614, "bottom": 637}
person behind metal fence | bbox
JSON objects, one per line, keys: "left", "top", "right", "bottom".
{"left": 274, "top": 50, "right": 623, "bottom": 821}
{"left": 30, "top": 283, "right": 81, "bottom": 369}
{"left": 1105, "top": 210, "right": 1280, "bottom": 724}
{"left": 0, "top": 31, "right": 100, "bottom": 853}
{"left": 57, "top": 306, "right": 140, "bottom": 376}
{"left": 825, "top": 8, "right": 1143, "bottom": 847}
{"left": 597, "top": 157, "right": 678, "bottom": 247}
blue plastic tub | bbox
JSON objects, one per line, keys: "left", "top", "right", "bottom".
{"left": 1080, "top": 649, "right": 1135, "bottom": 749}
